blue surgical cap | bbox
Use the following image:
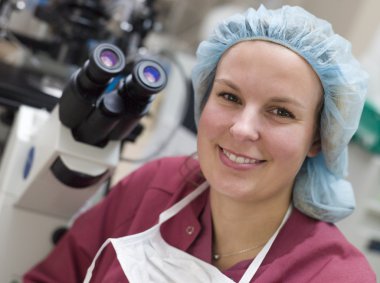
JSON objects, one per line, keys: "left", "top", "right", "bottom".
{"left": 192, "top": 5, "right": 368, "bottom": 222}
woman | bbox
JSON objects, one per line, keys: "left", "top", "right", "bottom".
{"left": 24, "top": 5, "right": 376, "bottom": 282}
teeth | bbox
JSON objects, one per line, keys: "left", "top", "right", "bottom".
{"left": 222, "top": 149, "right": 259, "bottom": 164}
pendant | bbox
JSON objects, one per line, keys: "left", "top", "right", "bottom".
{"left": 213, "top": 254, "right": 220, "bottom": 260}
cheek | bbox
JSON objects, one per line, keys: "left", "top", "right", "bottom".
{"left": 198, "top": 102, "right": 227, "bottom": 139}
{"left": 197, "top": 107, "right": 213, "bottom": 153}
{"left": 267, "top": 126, "right": 314, "bottom": 165}
{"left": 197, "top": 102, "right": 229, "bottom": 166}
{"left": 197, "top": 107, "right": 217, "bottom": 176}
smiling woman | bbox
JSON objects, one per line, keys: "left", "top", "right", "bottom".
{"left": 24, "top": 5, "right": 375, "bottom": 283}
{"left": 198, "top": 40, "right": 322, "bottom": 201}
{"left": 197, "top": 40, "right": 324, "bottom": 271}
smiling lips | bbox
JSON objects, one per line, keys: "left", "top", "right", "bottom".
{"left": 221, "top": 147, "right": 264, "bottom": 165}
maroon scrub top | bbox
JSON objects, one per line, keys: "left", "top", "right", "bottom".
{"left": 24, "top": 156, "right": 376, "bottom": 282}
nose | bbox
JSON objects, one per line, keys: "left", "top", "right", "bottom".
{"left": 229, "top": 109, "right": 260, "bottom": 142}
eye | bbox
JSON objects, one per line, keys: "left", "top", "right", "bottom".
{"left": 218, "top": 92, "right": 242, "bottom": 104}
{"left": 271, "top": 107, "right": 295, "bottom": 119}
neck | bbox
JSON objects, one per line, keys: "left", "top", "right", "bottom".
{"left": 210, "top": 189, "right": 291, "bottom": 270}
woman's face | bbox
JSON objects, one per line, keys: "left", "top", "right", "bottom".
{"left": 197, "top": 41, "right": 323, "bottom": 204}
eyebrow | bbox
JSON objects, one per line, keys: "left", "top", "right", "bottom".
{"left": 269, "top": 97, "right": 306, "bottom": 109}
{"left": 214, "top": 78, "right": 241, "bottom": 92}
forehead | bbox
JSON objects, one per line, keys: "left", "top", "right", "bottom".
{"left": 217, "top": 40, "right": 316, "bottom": 76}
{"left": 214, "top": 40, "right": 323, "bottom": 99}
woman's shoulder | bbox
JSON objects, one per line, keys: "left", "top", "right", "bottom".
{"left": 288, "top": 208, "right": 372, "bottom": 260}
{"left": 261, "top": 208, "right": 376, "bottom": 282}
{"left": 306, "top": 216, "right": 375, "bottom": 281}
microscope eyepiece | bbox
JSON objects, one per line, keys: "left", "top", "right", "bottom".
{"left": 133, "top": 60, "right": 166, "bottom": 94}
{"left": 116, "top": 60, "right": 166, "bottom": 101}
{"left": 107, "top": 59, "right": 167, "bottom": 141}
{"left": 143, "top": 65, "right": 161, "bottom": 83}
{"left": 99, "top": 50, "right": 120, "bottom": 68}
{"left": 87, "top": 45, "right": 125, "bottom": 84}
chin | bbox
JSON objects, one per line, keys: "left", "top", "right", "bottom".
{"left": 210, "top": 179, "right": 260, "bottom": 201}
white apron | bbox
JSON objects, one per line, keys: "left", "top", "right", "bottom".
{"left": 84, "top": 182, "right": 291, "bottom": 283}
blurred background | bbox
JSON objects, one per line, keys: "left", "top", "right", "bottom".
{"left": 0, "top": 0, "right": 379, "bottom": 281}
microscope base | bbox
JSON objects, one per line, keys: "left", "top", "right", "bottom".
{"left": 0, "top": 105, "right": 118, "bottom": 282}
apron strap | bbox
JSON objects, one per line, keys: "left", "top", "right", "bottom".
{"left": 158, "top": 181, "right": 209, "bottom": 224}
{"left": 83, "top": 238, "right": 112, "bottom": 283}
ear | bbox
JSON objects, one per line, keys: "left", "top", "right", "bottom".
{"left": 307, "top": 136, "right": 321, "bottom": 158}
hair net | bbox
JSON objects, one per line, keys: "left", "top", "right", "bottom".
{"left": 192, "top": 5, "right": 368, "bottom": 222}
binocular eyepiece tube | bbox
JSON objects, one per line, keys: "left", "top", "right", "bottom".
{"left": 59, "top": 43, "right": 126, "bottom": 129}
{"left": 107, "top": 60, "right": 167, "bottom": 141}
{"left": 58, "top": 42, "right": 168, "bottom": 147}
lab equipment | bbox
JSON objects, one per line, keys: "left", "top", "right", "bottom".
{"left": 0, "top": 42, "right": 167, "bottom": 282}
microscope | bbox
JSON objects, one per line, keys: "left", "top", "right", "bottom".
{"left": 0, "top": 41, "right": 167, "bottom": 282}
